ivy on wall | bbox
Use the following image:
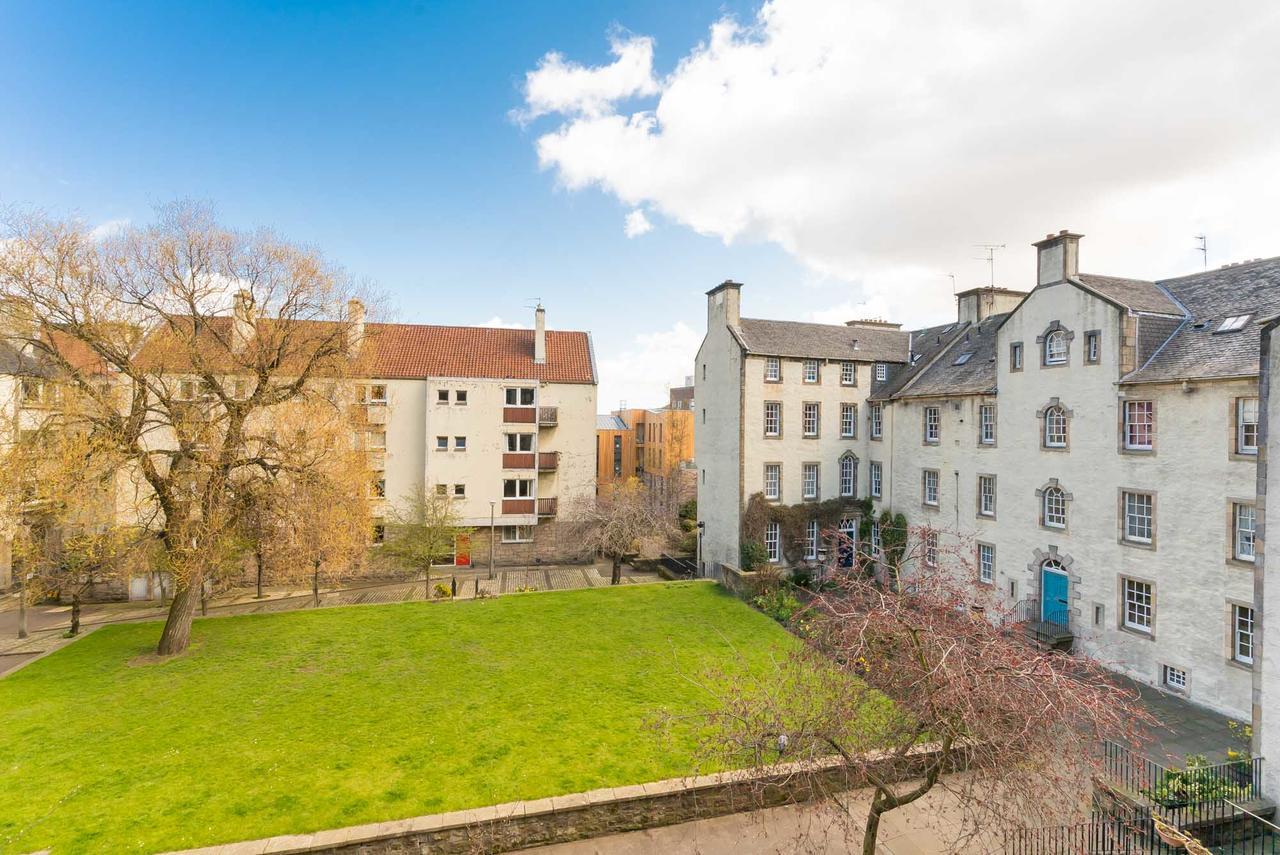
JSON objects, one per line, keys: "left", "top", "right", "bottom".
{"left": 740, "top": 493, "right": 874, "bottom": 569}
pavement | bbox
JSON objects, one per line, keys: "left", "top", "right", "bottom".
{"left": 1115, "top": 674, "right": 1247, "bottom": 766}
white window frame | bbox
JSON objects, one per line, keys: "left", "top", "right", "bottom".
{"left": 805, "top": 519, "right": 819, "bottom": 560}
{"left": 1123, "top": 491, "right": 1153, "bottom": 544}
{"left": 1233, "top": 604, "right": 1256, "bottom": 665}
{"left": 505, "top": 433, "right": 534, "bottom": 452}
{"left": 802, "top": 463, "right": 819, "bottom": 500}
{"left": 764, "top": 464, "right": 781, "bottom": 501}
{"left": 924, "top": 530, "right": 938, "bottom": 567}
{"left": 870, "top": 461, "right": 882, "bottom": 498}
{"left": 803, "top": 360, "right": 820, "bottom": 383}
{"left": 923, "top": 469, "right": 939, "bottom": 506}
{"left": 765, "top": 522, "right": 781, "bottom": 563}
{"left": 764, "top": 401, "right": 781, "bottom": 437}
{"left": 436, "top": 435, "right": 449, "bottom": 451}
{"left": 454, "top": 436, "right": 467, "bottom": 451}
{"left": 840, "top": 361, "right": 856, "bottom": 385}
{"left": 1238, "top": 397, "right": 1260, "bottom": 455}
{"left": 1124, "top": 401, "right": 1154, "bottom": 450}
{"left": 978, "top": 475, "right": 996, "bottom": 517}
{"left": 978, "top": 543, "right": 995, "bottom": 585}
{"left": 1044, "top": 406, "right": 1068, "bottom": 448}
{"left": 979, "top": 404, "right": 996, "bottom": 445}
{"left": 1045, "top": 330, "right": 1068, "bottom": 365}
{"left": 802, "top": 402, "right": 820, "bottom": 437}
{"left": 503, "top": 478, "right": 534, "bottom": 498}
{"left": 501, "top": 525, "right": 533, "bottom": 543}
{"left": 1234, "top": 503, "right": 1257, "bottom": 562}
{"left": 765, "top": 357, "right": 781, "bottom": 382}
{"left": 870, "top": 403, "right": 883, "bottom": 439}
{"left": 839, "top": 456, "right": 856, "bottom": 498}
{"left": 505, "top": 386, "right": 536, "bottom": 407}
{"left": 1043, "top": 487, "right": 1067, "bottom": 529}
{"left": 1123, "top": 578, "right": 1153, "bottom": 633}
{"left": 1218, "top": 314, "right": 1252, "bottom": 333}
{"left": 1010, "top": 342, "right": 1024, "bottom": 370}
{"left": 1162, "top": 665, "right": 1187, "bottom": 691}
{"left": 870, "top": 521, "right": 881, "bottom": 553}
{"left": 840, "top": 403, "right": 856, "bottom": 438}
{"left": 875, "top": 363, "right": 887, "bottom": 382}
{"left": 924, "top": 406, "right": 940, "bottom": 443}
{"left": 1086, "top": 331, "right": 1100, "bottom": 363}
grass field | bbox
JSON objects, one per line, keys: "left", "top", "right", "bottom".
{"left": 0, "top": 581, "right": 801, "bottom": 853}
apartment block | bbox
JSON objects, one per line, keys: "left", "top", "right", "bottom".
{"left": 697, "top": 234, "right": 1280, "bottom": 725}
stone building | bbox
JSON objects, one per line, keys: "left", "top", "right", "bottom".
{"left": 696, "top": 232, "right": 1280, "bottom": 724}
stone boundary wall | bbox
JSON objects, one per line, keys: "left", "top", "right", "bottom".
{"left": 166, "top": 745, "right": 960, "bottom": 855}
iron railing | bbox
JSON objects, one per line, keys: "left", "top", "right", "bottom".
{"left": 1015, "top": 597, "right": 1071, "bottom": 632}
{"left": 1101, "top": 740, "right": 1264, "bottom": 806}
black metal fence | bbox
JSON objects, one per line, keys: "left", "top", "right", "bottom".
{"left": 1014, "top": 596, "right": 1070, "bottom": 632}
{"left": 1102, "top": 740, "right": 1265, "bottom": 806}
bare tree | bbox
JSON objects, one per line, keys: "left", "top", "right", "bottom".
{"left": 687, "top": 523, "right": 1158, "bottom": 854}
{"left": 379, "top": 487, "right": 469, "bottom": 593}
{"left": 0, "top": 202, "right": 378, "bottom": 655}
{"left": 18, "top": 525, "right": 148, "bottom": 635}
{"left": 572, "top": 478, "right": 674, "bottom": 584}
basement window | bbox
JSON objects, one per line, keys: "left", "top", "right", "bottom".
{"left": 1217, "top": 314, "right": 1252, "bottom": 333}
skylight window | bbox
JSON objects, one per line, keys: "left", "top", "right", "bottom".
{"left": 952, "top": 351, "right": 974, "bottom": 365}
{"left": 1217, "top": 314, "right": 1253, "bottom": 333}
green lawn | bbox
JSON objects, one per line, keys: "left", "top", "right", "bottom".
{"left": 0, "top": 582, "right": 799, "bottom": 853}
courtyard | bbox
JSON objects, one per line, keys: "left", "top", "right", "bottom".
{"left": 0, "top": 581, "right": 797, "bottom": 853}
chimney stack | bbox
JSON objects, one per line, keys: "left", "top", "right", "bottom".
{"left": 1032, "top": 229, "right": 1083, "bottom": 287}
{"left": 706, "top": 280, "right": 742, "bottom": 328}
{"left": 231, "top": 290, "right": 255, "bottom": 354}
{"left": 534, "top": 303, "right": 546, "bottom": 365}
{"left": 347, "top": 298, "right": 366, "bottom": 355}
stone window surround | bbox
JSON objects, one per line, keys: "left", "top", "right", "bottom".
{"left": 922, "top": 468, "right": 940, "bottom": 509}
{"left": 840, "top": 361, "right": 857, "bottom": 386}
{"left": 869, "top": 401, "right": 884, "bottom": 441}
{"left": 869, "top": 460, "right": 883, "bottom": 498}
{"left": 801, "top": 461, "right": 821, "bottom": 501}
{"left": 802, "top": 401, "right": 821, "bottom": 438}
{"left": 1226, "top": 599, "right": 1256, "bottom": 671}
{"left": 1225, "top": 498, "right": 1257, "bottom": 568}
{"left": 1009, "top": 341, "right": 1024, "bottom": 372}
{"left": 976, "top": 541, "right": 996, "bottom": 586}
{"left": 1084, "top": 329, "right": 1102, "bottom": 365}
{"left": 802, "top": 359, "right": 821, "bottom": 384}
{"left": 1118, "top": 397, "right": 1157, "bottom": 456}
{"left": 977, "top": 400, "right": 997, "bottom": 447}
{"left": 977, "top": 473, "right": 997, "bottom": 519}
{"left": 838, "top": 452, "right": 859, "bottom": 498}
{"left": 1117, "top": 487, "right": 1158, "bottom": 551}
{"left": 1035, "top": 478, "right": 1072, "bottom": 532}
{"left": 1117, "top": 573, "right": 1157, "bottom": 641}
{"left": 1229, "top": 395, "right": 1260, "bottom": 461}
{"left": 1036, "top": 397, "right": 1073, "bottom": 452}
{"left": 922, "top": 405, "right": 941, "bottom": 446}
{"left": 1037, "top": 321, "right": 1075, "bottom": 368}
{"left": 763, "top": 462, "right": 783, "bottom": 503}
{"left": 764, "top": 356, "right": 782, "bottom": 383}
{"left": 763, "top": 400, "right": 783, "bottom": 439}
{"left": 840, "top": 402, "right": 858, "bottom": 438}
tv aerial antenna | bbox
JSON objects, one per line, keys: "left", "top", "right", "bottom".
{"left": 973, "top": 244, "right": 1006, "bottom": 289}
{"left": 1194, "top": 235, "right": 1207, "bottom": 269}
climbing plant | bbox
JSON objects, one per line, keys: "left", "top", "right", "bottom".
{"left": 741, "top": 492, "right": 870, "bottom": 567}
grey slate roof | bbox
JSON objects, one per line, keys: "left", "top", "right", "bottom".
{"left": 872, "top": 316, "right": 1006, "bottom": 400}
{"left": 736, "top": 318, "right": 910, "bottom": 363}
{"left": 870, "top": 322, "right": 966, "bottom": 400}
{"left": 596, "top": 414, "right": 628, "bottom": 431}
{"left": 0, "top": 341, "right": 45, "bottom": 376}
{"left": 1074, "top": 274, "right": 1183, "bottom": 316}
{"left": 1123, "top": 256, "right": 1280, "bottom": 384}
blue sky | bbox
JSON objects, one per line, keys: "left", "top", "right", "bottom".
{"left": 1, "top": 0, "right": 795, "bottom": 408}
{"left": 5, "top": 1, "right": 1279, "bottom": 408}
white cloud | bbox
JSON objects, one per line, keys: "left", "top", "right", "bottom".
{"left": 597, "top": 321, "right": 700, "bottom": 411}
{"left": 89, "top": 218, "right": 130, "bottom": 242}
{"left": 523, "top": 0, "right": 1280, "bottom": 328}
{"left": 623, "top": 209, "right": 652, "bottom": 238}
{"left": 517, "top": 33, "right": 661, "bottom": 122}
{"left": 479, "top": 316, "right": 529, "bottom": 329}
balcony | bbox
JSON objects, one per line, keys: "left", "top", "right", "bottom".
{"left": 503, "top": 406, "right": 536, "bottom": 424}
{"left": 538, "top": 406, "right": 558, "bottom": 427}
{"left": 501, "top": 498, "right": 535, "bottom": 515}
{"left": 1014, "top": 598, "right": 1074, "bottom": 650}
{"left": 537, "top": 451, "right": 559, "bottom": 472}
{"left": 537, "top": 497, "right": 558, "bottom": 517}
{"left": 502, "top": 452, "right": 535, "bottom": 469}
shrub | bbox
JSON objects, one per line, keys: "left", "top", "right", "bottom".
{"left": 752, "top": 588, "right": 803, "bottom": 624}
{"left": 790, "top": 567, "right": 816, "bottom": 590}
{"left": 432, "top": 583, "right": 452, "bottom": 600}
{"left": 740, "top": 540, "right": 768, "bottom": 572}
{"left": 678, "top": 499, "right": 697, "bottom": 522}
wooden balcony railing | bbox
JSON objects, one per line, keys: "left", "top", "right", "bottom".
{"left": 502, "top": 452, "right": 535, "bottom": 469}
{"left": 537, "top": 406, "right": 558, "bottom": 426}
{"left": 501, "top": 498, "right": 535, "bottom": 515}
{"left": 537, "top": 451, "right": 559, "bottom": 471}
{"left": 503, "top": 406, "right": 537, "bottom": 424}
{"left": 537, "top": 497, "right": 557, "bottom": 517}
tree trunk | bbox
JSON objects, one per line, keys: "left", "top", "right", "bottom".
{"left": 70, "top": 593, "right": 81, "bottom": 636}
{"left": 425, "top": 562, "right": 432, "bottom": 597}
{"left": 156, "top": 580, "right": 200, "bottom": 655}
{"left": 862, "top": 790, "right": 887, "bottom": 855}
{"left": 312, "top": 560, "right": 320, "bottom": 607}
{"left": 255, "top": 548, "right": 264, "bottom": 599}
{"left": 611, "top": 555, "right": 621, "bottom": 585}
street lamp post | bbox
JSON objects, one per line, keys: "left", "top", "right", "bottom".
{"left": 17, "top": 572, "right": 29, "bottom": 640}
{"left": 696, "top": 521, "right": 705, "bottom": 578}
{"left": 488, "top": 501, "right": 496, "bottom": 580}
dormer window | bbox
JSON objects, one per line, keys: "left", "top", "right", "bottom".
{"left": 1217, "top": 314, "right": 1252, "bottom": 333}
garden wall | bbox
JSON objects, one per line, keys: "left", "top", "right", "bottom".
{"left": 166, "top": 745, "right": 963, "bottom": 855}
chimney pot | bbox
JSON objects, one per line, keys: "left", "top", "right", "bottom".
{"left": 534, "top": 304, "right": 547, "bottom": 365}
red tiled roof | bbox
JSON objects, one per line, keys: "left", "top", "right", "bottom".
{"left": 365, "top": 323, "right": 595, "bottom": 384}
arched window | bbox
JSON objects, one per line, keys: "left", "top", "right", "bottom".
{"left": 1044, "top": 330, "right": 1068, "bottom": 365}
{"left": 1043, "top": 487, "right": 1067, "bottom": 528}
{"left": 839, "top": 453, "right": 858, "bottom": 498}
{"left": 1044, "top": 406, "right": 1068, "bottom": 448}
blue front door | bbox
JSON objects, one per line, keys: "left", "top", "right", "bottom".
{"left": 1041, "top": 568, "right": 1069, "bottom": 627}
